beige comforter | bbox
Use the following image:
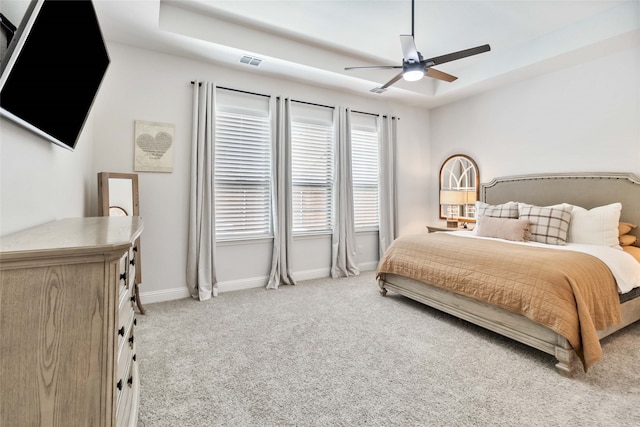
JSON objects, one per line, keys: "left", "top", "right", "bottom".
{"left": 376, "top": 233, "right": 622, "bottom": 370}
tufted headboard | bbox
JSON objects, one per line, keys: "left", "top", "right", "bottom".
{"left": 481, "top": 172, "right": 640, "bottom": 243}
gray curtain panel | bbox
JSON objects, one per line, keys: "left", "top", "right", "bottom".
{"left": 186, "top": 80, "right": 218, "bottom": 301}
{"left": 331, "top": 107, "right": 360, "bottom": 278}
{"left": 267, "top": 97, "right": 296, "bottom": 289}
{"left": 378, "top": 115, "right": 398, "bottom": 258}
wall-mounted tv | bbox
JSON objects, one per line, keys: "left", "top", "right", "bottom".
{"left": 0, "top": 0, "right": 110, "bottom": 151}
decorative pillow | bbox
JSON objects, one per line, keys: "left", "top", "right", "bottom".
{"left": 476, "top": 216, "right": 530, "bottom": 242}
{"left": 567, "top": 202, "right": 622, "bottom": 248}
{"left": 475, "top": 201, "right": 519, "bottom": 219}
{"left": 620, "top": 234, "right": 638, "bottom": 246}
{"left": 623, "top": 246, "right": 640, "bottom": 263}
{"left": 518, "top": 203, "right": 573, "bottom": 245}
{"left": 474, "top": 201, "right": 520, "bottom": 235}
{"left": 619, "top": 222, "right": 637, "bottom": 236}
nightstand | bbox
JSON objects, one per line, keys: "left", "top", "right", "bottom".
{"left": 426, "top": 224, "right": 474, "bottom": 233}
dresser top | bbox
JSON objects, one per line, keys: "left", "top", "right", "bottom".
{"left": 0, "top": 217, "right": 143, "bottom": 262}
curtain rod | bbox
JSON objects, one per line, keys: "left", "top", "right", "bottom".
{"left": 351, "top": 109, "right": 398, "bottom": 120}
{"left": 190, "top": 81, "right": 270, "bottom": 98}
{"left": 289, "top": 100, "right": 397, "bottom": 120}
{"left": 190, "top": 81, "right": 398, "bottom": 119}
{"left": 290, "top": 98, "right": 334, "bottom": 110}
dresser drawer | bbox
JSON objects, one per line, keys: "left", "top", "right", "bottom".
{"left": 116, "top": 354, "right": 138, "bottom": 427}
{"left": 117, "top": 283, "right": 134, "bottom": 351}
{"left": 116, "top": 377, "right": 133, "bottom": 427}
{"left": 128, "top": 244, "right": 137, "bottom": 289}
{"left": 116, "top": 321, "right": 135, "bottom": 407}
{"left": 118, "top": 252, "right": 129, "bottom": 296}
{"left": 115, "top": 355, "right": 134, "bottom": 425}
{"left": 117, "top": 309, "right": 134, "bottom": 357}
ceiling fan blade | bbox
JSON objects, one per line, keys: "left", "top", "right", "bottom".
{"left": 344, "top": 65, "right": 402, "bottom": 71}
{"left": 426, "top": 67, "right": 457, "bottom": 82}
{"left": 399, "top": 35, "right": 420, "bottom": 62}
{"left": 426, "top": 44, "right": 491, "bottom": 66}
{"left": 380, "top": 72, "right": 404, "bottom": 89}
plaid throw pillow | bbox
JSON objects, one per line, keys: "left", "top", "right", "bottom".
{"left": 518, "top": 203, "right": 573, "bottom": 245}
{"left": 475, "top": 201, "right": 519, "bottom": 219}
{"left": 474, "top": 201, "right": 520, "bottom": 235}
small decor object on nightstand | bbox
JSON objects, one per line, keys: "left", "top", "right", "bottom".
{"left": 440, "top": 190, "right": 465, "bottom": 228}
{"left": 427, "top": 223, "right": 474, "bottom": 233}
{"left": 427, "top": 224, "right": 456, "bottom": 233}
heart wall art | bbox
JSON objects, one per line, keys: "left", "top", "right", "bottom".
{"left": 134, "top": 120, "right": 175, "bottom": 172}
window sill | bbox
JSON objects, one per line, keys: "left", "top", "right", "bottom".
{"left": 216, "top": 236, "right": 273, "bottom": 246}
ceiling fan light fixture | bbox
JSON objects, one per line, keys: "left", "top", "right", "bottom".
{"left": 343, "top": 0, "right": 489, "bottom": 91}
{"left": 402, "top": 62, "right": 424, "bottom": 81}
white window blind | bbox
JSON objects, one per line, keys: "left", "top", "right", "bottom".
{"left": 291, "top": 118, "right": 334, "bottom": 235}
{"left": 214, "top": 105, "right": 272, "bottom": 240}
{"left": 351, "top": 123, "right": 379, "bottom": 230}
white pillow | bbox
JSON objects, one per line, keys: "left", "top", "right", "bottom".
{"left": 567, "top": 202, "right": 622, "bottom": 248}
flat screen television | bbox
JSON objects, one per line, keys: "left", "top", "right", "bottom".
{"left": 0, "top": 0, "right": 110, "bottom": 151}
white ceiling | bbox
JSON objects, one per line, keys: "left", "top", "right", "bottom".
{"left": 93, "top": 0, "right": 640, "bottom": 108}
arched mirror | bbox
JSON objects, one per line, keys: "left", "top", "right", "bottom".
{"left": 439, "top": 154, "right": 479, "bottom": 227}
{"left": 98, "top": 172, "right": 145, "bottom": 314}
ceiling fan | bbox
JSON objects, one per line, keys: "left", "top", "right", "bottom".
{"left": 345, "top": 0, "right": 490, "bottom": 93}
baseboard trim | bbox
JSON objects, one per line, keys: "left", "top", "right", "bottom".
{"left": 359, "top": 261, "right": 379, "bottom": 271}
{"left": 217, "top": 276, "right": 268, "bottom": 293}
{"left": 292, "top": 268, "right": 331, "bottom": 282}
{"left": 140, "top": 287, "right": 191, "bottom": 304}
{"left": 139, "top": 262, "right": 378, "bottom": 304}
{"left": 216, "top": 267, "right": 332, "bottom": 292}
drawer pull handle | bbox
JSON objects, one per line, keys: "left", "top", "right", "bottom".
{"left": 127, "top": 376, "right": 133, "bottom": 387}
{"left": 134, "top": 318, "right": 137, "bottom": 326}
{"left": 120, "top": 272, "right": 127, "bottom": 282}
{"left": 131, "top": 295, "right": 136, "bottom": 303}
{"left": 129, "top": 335, "right": 135, "bottom": 346}
{"left": 118, "top": 327, "right": 125, "bottom": 336}
{"left": 130, "top": 258, "right": 135, "bottom": 266}
{"left": 117, "top": 379, "right": 123, "bottom": 391}
{"left": 133, "top": 354, "right": 137, "bottom": 362}
{"left": 133, "top": 246, "right": 138, "bottom": 252}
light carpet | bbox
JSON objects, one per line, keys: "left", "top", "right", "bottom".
{"left": 136, "top": 271, "right": 640, "bottom": 426}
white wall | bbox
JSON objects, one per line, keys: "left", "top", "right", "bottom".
{"left": 0, "top": 112, "right": 95, "bottom": 235}
{"left": 90, "top": 43, "right": 430, "bottom": 302}
{"left": 427, "top": 46, "right": 640, "bottom": 225}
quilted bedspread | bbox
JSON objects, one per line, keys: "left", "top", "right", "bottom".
{"left": 376, "top": 233, "right": 622, "bottom": 370}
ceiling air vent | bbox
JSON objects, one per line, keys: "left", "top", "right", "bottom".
{"left": 240, "top": 55, "right": 262, "bottom": 66}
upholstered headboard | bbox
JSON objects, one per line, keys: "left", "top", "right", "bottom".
{"left": 481, "top": 172, "right": 640, "bottom": 242}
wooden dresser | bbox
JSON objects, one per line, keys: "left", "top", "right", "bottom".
{"left": 0, "top": 217, "right": 143, "bottom": 426}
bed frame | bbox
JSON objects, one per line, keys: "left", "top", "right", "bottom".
{"left": 379, "top": 172, "right": 640, "bottom": 377}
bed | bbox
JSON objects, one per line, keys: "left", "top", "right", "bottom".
{"left": 377, "top": 172, "right": 640, "bottom": 377}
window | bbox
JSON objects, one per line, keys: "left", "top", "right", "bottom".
{"left": 291, "top": 114, "right": 334, "bottom": 235}
{"left": 214, "top": 103, "right": 271, "bottom": 240}
{"left": 351, "top": 119, "right": 379, "bottom": 231}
